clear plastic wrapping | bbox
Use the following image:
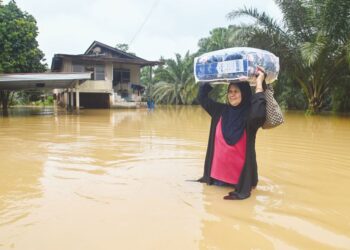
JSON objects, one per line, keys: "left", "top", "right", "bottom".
{"left": 194, "top": 47, "right": 280, "bottom": 85}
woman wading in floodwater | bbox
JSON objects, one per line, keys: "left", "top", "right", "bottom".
{"left": 197, "top": 67, "right": 266, "bottom": 200}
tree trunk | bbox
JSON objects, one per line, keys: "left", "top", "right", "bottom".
{"left": 307, "top": 96, "right": 323, "bottom": 114}
{"left": 0, "top": 90, "right": 10, "bottom": 116}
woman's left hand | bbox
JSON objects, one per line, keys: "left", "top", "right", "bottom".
{"left": 255, "top": 66, "right": 266, "bottom": 93}
{"left": 255, "top": 66, "right": 266, "bottom": 84}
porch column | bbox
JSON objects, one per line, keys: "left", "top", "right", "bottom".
{"left": 148, "top": 65, "right": 153, "bottom": 97}
{"left": 65, "top": 89, "right": 69, "bottom": 110}
{"left": 75, "top": 81, "right": 80, "bottom": 109}
{"left": 70, "top": 87, "right": 74, "bottom": 110}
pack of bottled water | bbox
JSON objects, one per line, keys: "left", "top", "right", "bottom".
{"left": 194, "top": 47, "right": 280, "bottom": 85}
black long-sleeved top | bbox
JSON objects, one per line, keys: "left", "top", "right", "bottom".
{"left": 198, "top": 83, "right": 266, "bottom": 198}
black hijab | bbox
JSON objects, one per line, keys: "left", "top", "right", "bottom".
{"left": 221, "top": 82, "right": 252, "bottom": 145}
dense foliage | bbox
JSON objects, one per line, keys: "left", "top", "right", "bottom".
{"left": 142, "top": 0, "right": 350, "bottom": 113}
{"left": 0, "top": 1, "right": 46, "bottom": 73}
{"left": 0, "top": 0, "right": 47, "bottom": 111}
{"left": 227, "top": 0, "right": 350, "bottom": 113}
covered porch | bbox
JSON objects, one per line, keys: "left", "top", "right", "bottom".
{"left": 0, "top": 72, "right": 91, "bottom": 112}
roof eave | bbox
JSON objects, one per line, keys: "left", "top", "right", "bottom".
{"left": 52, "top": 54, "right": 163, "bottom": 67}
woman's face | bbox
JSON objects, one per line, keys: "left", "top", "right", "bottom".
{"left": 227, "top": 84, "right": 242, "bottom": 106}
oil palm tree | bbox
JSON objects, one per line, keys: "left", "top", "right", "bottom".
{"left": 152, "top": 52, "right": 196, "bottom": 105}
{"left": 227, "top": 0, "right": 350, "bottom": 113}
{"left": 197, "top": 25, "right": 248, "bottom": 54}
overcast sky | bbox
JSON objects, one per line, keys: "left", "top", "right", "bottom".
{"left": 5, "top": 0, "right": 282, "bottom": 64}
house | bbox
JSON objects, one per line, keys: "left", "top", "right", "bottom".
{"left": 51, "top": 41, "right": 161, "bottom": 108}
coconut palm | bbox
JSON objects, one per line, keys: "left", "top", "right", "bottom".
{"left": 152, "top": 52, "right": 196, "bottom": 105}
{"left": 227, "top": 0, "right": 350, "bottom": 113}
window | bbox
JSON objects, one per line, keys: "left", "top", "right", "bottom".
{"left": 72, "top": 63, "right": 105, "bottom": 80}
{"left": 121, "top": 71, "right": 130, "bottom": 82}
{"left": 113, "top": 69, "right": 130, "bottom": 86}
{"left": 94, "top": 65, "right": 105, "bottom": 80}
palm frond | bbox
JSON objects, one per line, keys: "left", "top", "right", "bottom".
{"left": 300, "top": 37, "right": 327, "bottom": 66}
{"left": 152, "top": 82, "right": 174, "bottom": 104}
{"left": 228, "top": 8, "right": 284, "bottom": 35}
{"left": 274, "top": 0, "right": 315, "bottom": 40}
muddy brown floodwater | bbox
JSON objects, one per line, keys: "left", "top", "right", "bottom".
{"left": 0, "top": 106, "right": 350, "bottom": 249}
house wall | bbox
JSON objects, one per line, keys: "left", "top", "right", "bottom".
{"left": 78, "top": 80, "right": 112, "bottom": 92}
{"left": 61, "top": 60, "right": 113, "bottom": 93}
{"left": 62, "top": 58, "right": 72, "bottom": 72}
{"left": 131, "top": 64, "right": 141, "bottom": 83}
{"left": 78, "top": 62, "right": 113, "bottom": 93}
{"left": 106, "top": 63, "right": 113, "bottom": 83}
{"left": 61, "top": 60, "right": 141, "bottom": 88}
{"left": 55, "top": 59, "right": 143, "bottom": 108}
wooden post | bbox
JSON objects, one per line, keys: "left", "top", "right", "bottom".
{"left": 75, "top": 81, "right": 80, "bottom": 110}
{"left": 70, "top": 87, "right": 74, "bottom": 110}
{"left": 65, "top": 89, "right": 69, "bottom": 110}
{"left": 148, "top": 65, "right": 153, "bottom": 97}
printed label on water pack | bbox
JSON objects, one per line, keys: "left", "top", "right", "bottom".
{"left": 216, "top": 59, "right": 244, "bottom": 74}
